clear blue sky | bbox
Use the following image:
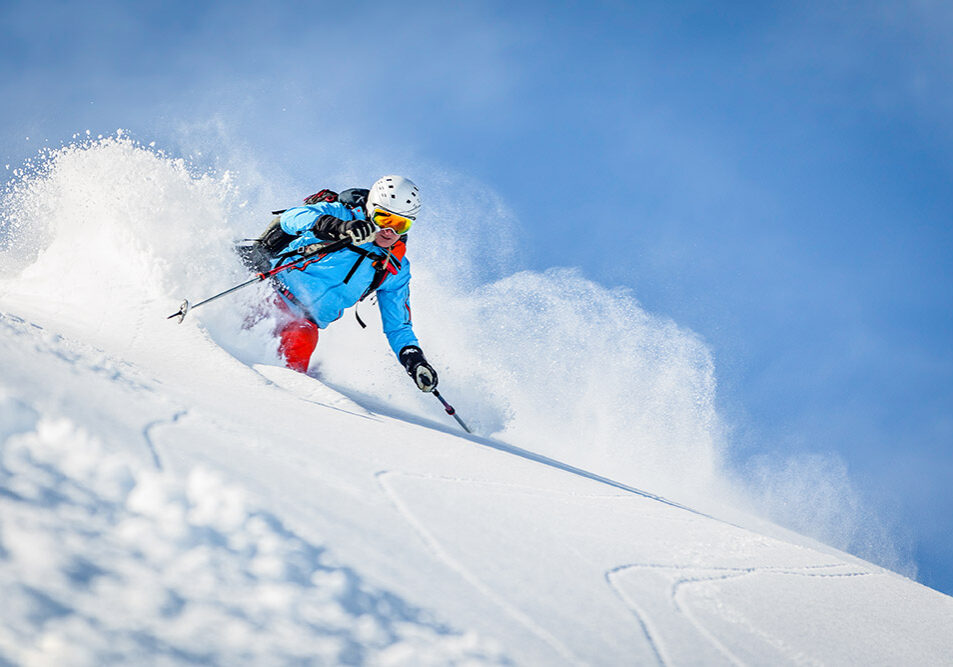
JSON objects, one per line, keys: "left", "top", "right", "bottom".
{"left": 2, "top": 1, "right": 951, "bottom": 594}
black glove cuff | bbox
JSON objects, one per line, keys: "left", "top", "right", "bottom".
{"left": 399, "top": 345, "right": 426, "bottom": 373}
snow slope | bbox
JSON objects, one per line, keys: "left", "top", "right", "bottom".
{"left": 1, "top": 138, "right": 951, "bottom": 665}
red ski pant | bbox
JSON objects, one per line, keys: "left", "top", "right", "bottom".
{"left": 274, "top": 298, "right": 319, "bottom": 373}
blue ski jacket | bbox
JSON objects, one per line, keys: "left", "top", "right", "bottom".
{"left": 270, "top": 202, "right": 419, "bottom": 357}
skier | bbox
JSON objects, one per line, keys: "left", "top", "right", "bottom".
{"left": 247, "top": 175, "right": 437, "bottom": 393}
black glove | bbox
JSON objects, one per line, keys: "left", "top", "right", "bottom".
{"left": 340, "top": 219, "right": 376, "bottom": 244}
{"left": 399, "top": 346, "right": 438, "bottom": 392}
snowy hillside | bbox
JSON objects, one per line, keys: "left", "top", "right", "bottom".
{"left": 2, "top": 138, "right": 952, "bottom": 665}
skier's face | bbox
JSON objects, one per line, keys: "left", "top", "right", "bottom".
{"left": 374, "top": 227, "right": 400, "bottom": 248}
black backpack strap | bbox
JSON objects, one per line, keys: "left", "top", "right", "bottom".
{"left": 343, "top": 254, "right": 366, "bottom": 284}
{"left": 359, "top": 250, "right": 401, "bottom": 301}
{"left": 352, "top": 257, "right": 396, "bottom": 329}
{"left": 343, "top": 245, "right": 403, "bottom": 289}
{"left": 359, "top": 268, "right": 389, "bottom": 301}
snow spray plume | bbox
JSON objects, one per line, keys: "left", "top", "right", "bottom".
{"left": 738, "top": 453, "right": 916, "bottom": 577}
{"left": 0, "top": 135, "right": 256, "bottom": 342}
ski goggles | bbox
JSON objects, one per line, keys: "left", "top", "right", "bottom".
{"left": 370, "top": 207, "right": 414, "bottom": 235}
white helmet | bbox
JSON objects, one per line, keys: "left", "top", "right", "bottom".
{"left": 367, "top": 175, "right": 421, "bottom": 219}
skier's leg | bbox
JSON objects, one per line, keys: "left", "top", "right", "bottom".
{"left": 269, "top": 294, "right": 319, "bottom": 373}
{"left": 277, "top": 318, "right": 319, "bottom": 372}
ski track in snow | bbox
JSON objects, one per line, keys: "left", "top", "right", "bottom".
{"left": 605, "top": 562, "right": 874, "bottom": 666}
{"left": 372, "top": 469, "right": 760, "bottom": 666}
{"left": 372, "top": 462, "right": 910, "bottom": 667}
{"left": 142, "top": 410, "right": 188, "bottom": 470}
{"left": 678, "top": 568, "right": 868, "bottom": 666}
{"left": 374, "top": 470, "right": 581, "bottom": 664}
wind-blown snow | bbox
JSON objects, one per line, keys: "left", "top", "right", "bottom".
{"left": 1, "top": 137, "right": 949, "bottom": 664}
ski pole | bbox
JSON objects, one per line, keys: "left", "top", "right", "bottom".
{"left": 167, "top": 237, "right": 352, "bottom": 323}
{"left": 432, "top": 389, "right": 472, "bottom": 434}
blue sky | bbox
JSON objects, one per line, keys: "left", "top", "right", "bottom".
{"left": 2, "top": 1, "right": 951, "bottom": 593}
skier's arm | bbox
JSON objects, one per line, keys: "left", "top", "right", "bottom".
{"left": 280, "top": 205, "right": 333, "bottom": 234}
{"left": 377, "top": 266, "right": 437, "bottom": 392}
{"left": 377, "top": 268, "right": 420, "bottom": 356}
{"left": 280, "top": 203, "right": 373, "bottom": 241}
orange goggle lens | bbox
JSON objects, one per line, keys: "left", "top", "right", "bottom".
{"left": 371, "top": 208, "right": 414, "bottom": 234}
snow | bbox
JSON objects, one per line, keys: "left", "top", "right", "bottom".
{"left": 1, "top": 137, "right": 951, "bottom": 665}
{"left": 0, "top": 405, "right": 498, "bottom": 665}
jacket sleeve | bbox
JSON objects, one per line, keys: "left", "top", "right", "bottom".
{"left": 280, "top": 202, "right": 363, "bottom": 236}
{"left": 376, "top": 262, "right": 420, "bottom": 357}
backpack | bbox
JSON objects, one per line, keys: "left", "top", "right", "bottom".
{"left": 237, "top": 188, "right": 370, "bottom": 272}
